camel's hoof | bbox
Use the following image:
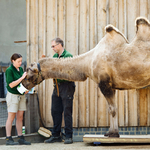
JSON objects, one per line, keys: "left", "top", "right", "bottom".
{"left": 104, "top": 132, "right": 110, "bottom": 136}
{"left": 109, "top": 133, "right": 120, "bottom": 138}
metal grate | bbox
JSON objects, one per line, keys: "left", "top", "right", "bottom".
{"left": 0, "top": 72, "right": 4, "bottom": 98}
{"left": 0, "top": 101, "right": 16, "bottom": 127}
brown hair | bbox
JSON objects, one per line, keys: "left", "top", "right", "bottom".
{"left": 51, "top": 37, "right": 64, "bottom": 47}
{"left": 11, "top": 53, "right": 22, "bottom": 62}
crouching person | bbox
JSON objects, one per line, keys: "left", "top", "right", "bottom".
{"left": 5, "top": 53, "right": 31, "bottom": 145}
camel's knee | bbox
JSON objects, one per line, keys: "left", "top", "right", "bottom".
{"left": 108, "top": 105, "right": 116, "bottom": 117}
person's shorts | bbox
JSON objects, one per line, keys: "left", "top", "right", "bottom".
{"left": 6, "top": 91, "right": 26, "bottom": 113}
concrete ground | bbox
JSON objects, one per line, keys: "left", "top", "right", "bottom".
{"left": 1, "top": 133, "right": 150, "bottom": 150}
{"left": 1, "top": 142, "right": 150, "bottom": 150}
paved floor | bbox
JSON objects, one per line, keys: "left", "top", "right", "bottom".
{"left": 1, "top": 142, "right": 150, "bottom": 150}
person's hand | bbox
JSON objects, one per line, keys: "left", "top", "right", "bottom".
{"left": 22, "top": 72, "right": 27, "bottom": 80}
{"left": 24, "top": 91, "right": 29, "bottom": 94}
{"left": 42, "top": 54, "right": 46, "bottom": 58}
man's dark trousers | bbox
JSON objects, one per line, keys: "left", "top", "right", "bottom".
{"left": 51, "top": 81, "right": 75, "bottom": 138}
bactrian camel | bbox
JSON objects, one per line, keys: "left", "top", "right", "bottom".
{"left": 22, "top": 17, "right": 150, "bottom": 137}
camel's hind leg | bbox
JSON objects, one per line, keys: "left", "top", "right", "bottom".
{"left": 99, "top": 75, "right": 119, "bottom": 137}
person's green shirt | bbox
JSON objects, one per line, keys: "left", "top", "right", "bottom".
{"left": 5, "top": 64, "right": 24, "bottom": 95}
{"left": 53, "top": 49, "right": 73, "bottom": 83}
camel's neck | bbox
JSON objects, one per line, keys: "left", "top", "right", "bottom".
{"left": 39, "top": 50, "right": 94, "bottom": 81}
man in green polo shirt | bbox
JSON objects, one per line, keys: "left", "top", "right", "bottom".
{"left": 44, "top": 38, "right": 75, "bottom": 144}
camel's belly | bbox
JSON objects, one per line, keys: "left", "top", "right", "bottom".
{"left": 112, "top": 76, "right": 150, "bottom": 89}
{"left": 110, "top": 60, "right": 150, "bottom": 89}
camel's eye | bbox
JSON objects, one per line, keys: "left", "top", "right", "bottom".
{"left": 31, "top": 63, "right": 34, "bottom": 67}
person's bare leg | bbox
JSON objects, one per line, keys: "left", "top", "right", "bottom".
{"left": 16, "top": 111, "right": 31, "bottom": 145}
{"left": 16, "top": 111, "right": 24, "bottom": 136}
{"left": 6, "top": 112, "right": 16, "bottom": 137}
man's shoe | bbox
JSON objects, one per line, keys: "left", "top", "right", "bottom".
{"left": 18, "top": 135, "right": 31, "bottom": 145}
{"left": 6, "top": 136, "right": 19, "bottom": 145}
{"left": 64, "top": 138, "right": 73, "bottom": 144}
{"left": 44, "top": 135, "right": 62, "bottom": 143}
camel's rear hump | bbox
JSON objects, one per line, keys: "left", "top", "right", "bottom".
{"left": 136, "top": 17, "right": 150, "bottom": 27}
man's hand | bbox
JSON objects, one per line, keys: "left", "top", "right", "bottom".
{"left": 42, "top": 54, "right": 46, "bottom": 58}
{"left": 24, "top": 91, "right": 29, "bottom": 94}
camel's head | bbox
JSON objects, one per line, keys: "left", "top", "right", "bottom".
{"left": 22, "top": 62, "right": 44, "bottom": 90}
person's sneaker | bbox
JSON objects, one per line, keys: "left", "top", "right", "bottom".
{"left": 44, "top": 135, "right": 62, "bottom": 143}
{"left": 6, "top": 136, "right": 19, "bottom": 145}
{"left": 64, "top": 138, "right": 73, "bottom": 144}
{"left": 18, "top": 135, "right": 31, "bottom": 145}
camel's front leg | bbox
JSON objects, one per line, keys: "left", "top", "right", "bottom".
{"left": 99, "top": 75, "right": 119, "bottom": 137}
{"left": 108, "top": 104, "right": 119, "bottom": 137}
